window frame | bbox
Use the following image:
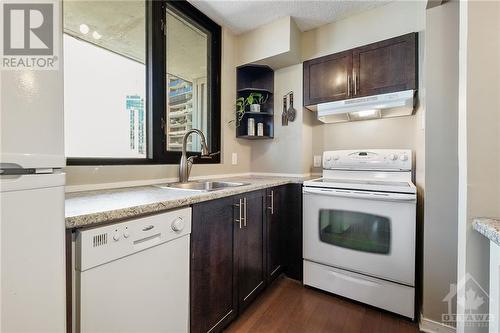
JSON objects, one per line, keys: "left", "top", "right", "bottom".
{"left": 66, "top": 0, "right": 221, "bottom": 166}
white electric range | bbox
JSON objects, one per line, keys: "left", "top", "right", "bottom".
{"left": 303, "top": 149, "right": 417, "bottom": 319}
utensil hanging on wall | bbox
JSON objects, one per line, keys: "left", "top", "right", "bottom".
{"left": 287, "top": 92, "right": 297, "bottom": 122}
{"left": 282, "top": 96, "right": 288, "bottom": 126}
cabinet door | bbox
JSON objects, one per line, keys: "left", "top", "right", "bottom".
{"left": 303, "top": 50, "right": 353, "bottom": 106}
{"left": 353, "top": 33, "right": 417, "bottom": 98}
{"left": 266, "top": 186, "right": 286, "bottom": 282}
{"left": 191, "top": 197, "right": 237, "bottom": 333}
{"left": 283, "top": 183, "right": 303, "bottom": 281}
{"left": 235, "top": 191, "right": 266, "bottom": 311}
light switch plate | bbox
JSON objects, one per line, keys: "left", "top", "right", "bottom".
{"left": 232, "top": 153, "right": 238, "bottom": 165}
{"left": 313, "top": 155, "right": 322, "bottom": 167}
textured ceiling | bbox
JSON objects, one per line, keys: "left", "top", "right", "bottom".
{"left": 188, "top": 0, "right": 391, "bottom": 35}
{"left": 64, "top": 0, "right": 207, "bottom": 80}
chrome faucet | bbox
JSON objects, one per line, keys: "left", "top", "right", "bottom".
{"left": 179, "top": 129, "right": 213, "bottom": 183}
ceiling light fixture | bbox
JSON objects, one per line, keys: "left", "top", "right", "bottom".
{"left": 79, "top": 24, "right": 89, "bottom": 35}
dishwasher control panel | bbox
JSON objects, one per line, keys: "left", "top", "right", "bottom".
{"left": 76, "top": 207, "right": 192, "bottom": 271}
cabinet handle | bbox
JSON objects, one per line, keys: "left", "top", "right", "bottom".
{"left": 354, "top": 73, "right": 358, "bottom": 95}
{"left": 243, "top": 197, "right": 247, "bottom": 227}
{"left": 268, "top": 190, "right": 274, "bottom": 215}
{"left": 347, "top": 75, "right": 351, "bottom": 97}
{"left": 234, "top": 199, "right": 242, "bottom": 229}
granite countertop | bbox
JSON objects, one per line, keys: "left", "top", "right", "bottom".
{"left": 473, "top": 217, "right": 500, "bottom": 246}
{"left": 65, "top": 176, "right": 311, "bottom": 229}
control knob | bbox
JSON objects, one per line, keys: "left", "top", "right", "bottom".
{"left": 388, "top": 154, "right": 398, "bottom": 161}
{"left": 113, "top": 232, "right": 120, "bottom": 241}
{"left": 171, "top": 217, "right": 185, "bottom": 232}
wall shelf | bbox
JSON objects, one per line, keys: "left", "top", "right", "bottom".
{"left": 237, "top": 135, "right": 273, "bottom": 140}
{"left": 236, "top": 65, "right": 274, "bottom": 140}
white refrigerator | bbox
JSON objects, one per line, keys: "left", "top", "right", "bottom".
{"left": 0, "top": 5, "right": 66, "bottom": 332}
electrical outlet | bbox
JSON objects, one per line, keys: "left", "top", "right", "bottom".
{"left": 313, "top": 155, "right": 322, "bottom": 167}
{"left": 232, "top": 153, "right": 238, "bottom": 165}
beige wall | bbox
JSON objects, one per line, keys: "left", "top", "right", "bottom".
{"left": 236, "top": 16, "right": 301, "bottom": 69}
{"left": 423, "top": 0, "right": 459, "bottom": 325}
{"left": 458, "top": 1, "right": 500, "bottom": 332}
{"left": 249, "top": 63, "right": 314, "bottom": 175}
{"left": 65, "top": 28, "right": 252, "bottom": 190}
{"left": 301, "top": 1, "right": 426, "bottom": 61}
{"left": 302, "top": 0, "right": 426, "bottom": 175}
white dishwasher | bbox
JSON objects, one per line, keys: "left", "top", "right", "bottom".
{"left": 75, "top": 207, "right": 191, "bottom": 333}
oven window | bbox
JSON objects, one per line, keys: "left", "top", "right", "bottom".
{"left": 319, "top": 209, "right": 391, "bottom": 254}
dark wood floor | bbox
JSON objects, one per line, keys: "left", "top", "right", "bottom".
{"left": 225, "top": 277, "right": 420, "bottom": 333}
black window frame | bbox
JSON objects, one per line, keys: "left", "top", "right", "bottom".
{"left": 66, "top": 0, "right": 221, "bottom": 166}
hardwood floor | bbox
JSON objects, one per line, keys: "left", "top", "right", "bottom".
{"left": 225, "top": 277, "right": 420, "bottom": 333}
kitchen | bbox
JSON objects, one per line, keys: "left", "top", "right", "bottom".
{"left": 1, "top": 1, "right": 499, "bottom": 333}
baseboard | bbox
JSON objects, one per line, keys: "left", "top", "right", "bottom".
{"left": 420, "top": 316, "right": 456, "bottom": 333}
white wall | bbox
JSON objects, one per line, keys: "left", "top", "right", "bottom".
{"left": 458, "top": 1, "right": 500, "bottom": 332}
{"left": 423, "top": 1, "right": 459, "bottom": 326}
{"left": 64, "top": 34, "right": 146, "bottom": 158}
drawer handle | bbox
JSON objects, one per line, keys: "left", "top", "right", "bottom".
{"left": 328, "top": 270, "right": 380, "bottom": 287}
{"left": 142, "top": 225, "right": 154, "bottom": 231}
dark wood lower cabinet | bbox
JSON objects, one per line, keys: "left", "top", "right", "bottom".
{"left": 190, "top": 185, "right": 303, "bottom": 333}
{"left": 191, "top": 196, "right": 237, "bottom": 333}
{"left": 266, "top": 185, "right": 286, "bottom": 282}
{"left": 234, "top": 191, "right": 266, "bottom": 311}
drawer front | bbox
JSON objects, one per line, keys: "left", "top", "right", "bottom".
{"left": 304, "top": 260, "right": 415, "bottom": 319}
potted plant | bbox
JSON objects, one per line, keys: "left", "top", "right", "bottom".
{"left": 247, "top": 92, "right": 268, "bottom": 113}
{"left": 230, "top": 93, "right": 269, "bottom": 127}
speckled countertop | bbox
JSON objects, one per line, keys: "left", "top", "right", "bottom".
{"left": 65, "top": 176, "right": 311, "bottom": 229}
{"left": 473, "top": 218, "right": 500, "bottom": 246}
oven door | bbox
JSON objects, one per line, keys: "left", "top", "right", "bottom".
{"left": 303, "top": 187, "right": 416, "bottom": 286}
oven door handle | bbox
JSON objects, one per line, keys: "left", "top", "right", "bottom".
{"left": 303, "top": 188, "right": 416, "bottom": 202}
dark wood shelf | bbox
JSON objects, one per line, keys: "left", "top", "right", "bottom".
{"left": 243, "top": 112, "right": 274, "bottom": 116}
{"left": 236, "top": 65, "right": 275, "bottom": 140}
{"left": 237, "top": 135, "right": 273, "bottom": 140}
{"left": 237, "top": 88, "right": 273, "bottom": 94}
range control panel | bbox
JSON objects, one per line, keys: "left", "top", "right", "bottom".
{"left": 323, "top": 149, "right": 412, "bottom": 171}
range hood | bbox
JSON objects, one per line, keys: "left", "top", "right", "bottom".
{"left": 316, "top": 90, "right": 416, "bottom": 123}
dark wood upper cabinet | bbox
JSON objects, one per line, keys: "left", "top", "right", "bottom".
{"left": 353, "top": 33, "right": 417, "bottom": 98}
{"left": 303, "top": 33, "right": 417, "bottom": 108}
{"left": 191, "top": 197, "right": 237, "bottom": 333}
{"left": 234, "top": 190, "right": 266, "bottom": 311}
{"left": 266, "top": 186, "right": 286, "bottom": 282}
{"left": 303, "top": 50, "right": 353, "bottom": 106}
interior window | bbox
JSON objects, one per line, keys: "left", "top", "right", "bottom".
{"left": 63, "top": 1, "right": 221, "bottom": 164}
{"left": 166, "top": 8, "right": 209, "bottom": 152}
{"left": 63, "top": 1, "right": 147, "bottom": 159}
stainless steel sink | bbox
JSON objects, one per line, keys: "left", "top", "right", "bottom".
{"left": 156, "top": 181, "right": 249, "bottom": 192}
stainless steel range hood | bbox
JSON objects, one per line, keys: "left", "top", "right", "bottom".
{"left": 316, "top": 90, "right": 416, "bottom": 123}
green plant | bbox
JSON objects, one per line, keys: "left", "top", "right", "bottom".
{"left": 233, "top": 96, "right": 246, "bottom": 126}
{"left": 229, "top": 93, "right": 269, "bottom": 127}
{"left": 246, "top": 92, "right": 268, "bottom": 105}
